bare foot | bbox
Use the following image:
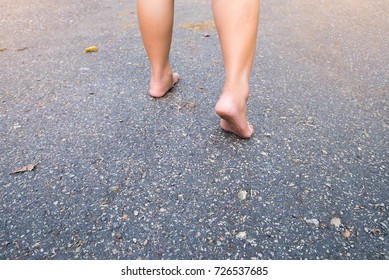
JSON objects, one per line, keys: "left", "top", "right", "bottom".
{"left": 215, "top": 89, "right": 254, "bottom": 139}
{"left": 149, "top": 72, "right": 179, "bottom": 98}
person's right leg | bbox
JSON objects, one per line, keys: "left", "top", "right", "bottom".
{"left": 212, "top": 0, "right": 260, "bottom": 138}
{"left": 137, "top": 0, "right": 179, "bottom": 98}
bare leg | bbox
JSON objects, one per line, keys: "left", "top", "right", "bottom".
{"left": 137, "top": 0, "right": 179, "bottom": 97}
{"left": 213, "top": 0, "right": 260, "bottom": 138}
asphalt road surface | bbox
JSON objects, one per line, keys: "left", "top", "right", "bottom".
{"left": 0, "top": 0, "right": 388, "bottom": 259}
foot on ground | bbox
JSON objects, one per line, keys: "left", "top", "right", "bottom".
{"left": 149, "top": 72, "right": 179, "bottom": 98}
{"left": 215, "top": 90, "right": 254, "bottom": 139}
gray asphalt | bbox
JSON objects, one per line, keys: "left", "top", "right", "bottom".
{"left": 0, "top": 0, "right": 388, "bottom": 260}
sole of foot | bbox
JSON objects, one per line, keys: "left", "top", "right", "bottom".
{"left": 215, "top": 93, "right": 254, "bottom": 139}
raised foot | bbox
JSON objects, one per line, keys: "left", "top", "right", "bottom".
{"left": 215, "top": 94, "right": 254, "bottom": 139}
{"left": 149, "top": 72, "right": 180, "bottom": 98}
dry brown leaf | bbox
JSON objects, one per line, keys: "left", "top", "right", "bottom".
{"left": 180, "top": 21, "right": 215, "bottom": 31}
{"left": 11, "top": 163, "right": 37, "bottom": 174}
{"left": 183, "top": 102, "right": 196, "bottom": 109}
{"left": 100, "top": 201, "right": 109, "bottom": 207}
{"left": 342, "top": 229, "right": 352, "bottom": 239}
{"left": 72, "top": 240, "right": 84, "bottom": 247}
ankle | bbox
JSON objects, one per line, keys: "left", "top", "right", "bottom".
{"left": 150, "top": 64, "right": 173, "bottom": 82}
{"left": 222, "top": 81, "right": 250, "bottom": 100}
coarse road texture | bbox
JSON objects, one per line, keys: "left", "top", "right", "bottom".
{"left": 0, "top": 0, "right": 388, "bottom": 259}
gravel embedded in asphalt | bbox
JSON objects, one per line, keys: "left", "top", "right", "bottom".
{"left": 0, "top": 0, "right": 388, "bottom": 260}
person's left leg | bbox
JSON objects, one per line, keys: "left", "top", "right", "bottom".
{"left": 212, "top": 0, "right": 260, "bottom": 138}
{"left": 137, "top": 0, "right": 179, "bottom": 97}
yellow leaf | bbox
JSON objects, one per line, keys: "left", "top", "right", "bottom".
{"left": 85, "top": 46, "right": 99, "bottom": 53}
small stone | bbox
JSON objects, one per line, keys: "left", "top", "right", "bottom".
{"left": 319, "top": 222, "right": 327, "bottom": 229}
{"left": 13, "top": 123, "right": 21, "bottom": 129}
{"left": 122, "top": 214, "right": 129, "bottom": 221}
{"left": 330, "top": 217, "right": 341, "bottom": 228}
{"left": 370, "top": 228, "right": 382, "bottom": 235}
{"left": 236, "top": 232, "right": 247, "bottom": 239}
{"left": 111, "top": 185, "right": 121, "bottom": 193}
{"left": 133, "top": 210, "right": 139, "bottom": 216}
{"left": 238, "top": 190, "right": 247, "bottom": 201}
{"left": 207, "top": 238, "right": 215, "bottom": 244}
{"left": 306, "top": 218, "right": 320, "bottom": 227}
